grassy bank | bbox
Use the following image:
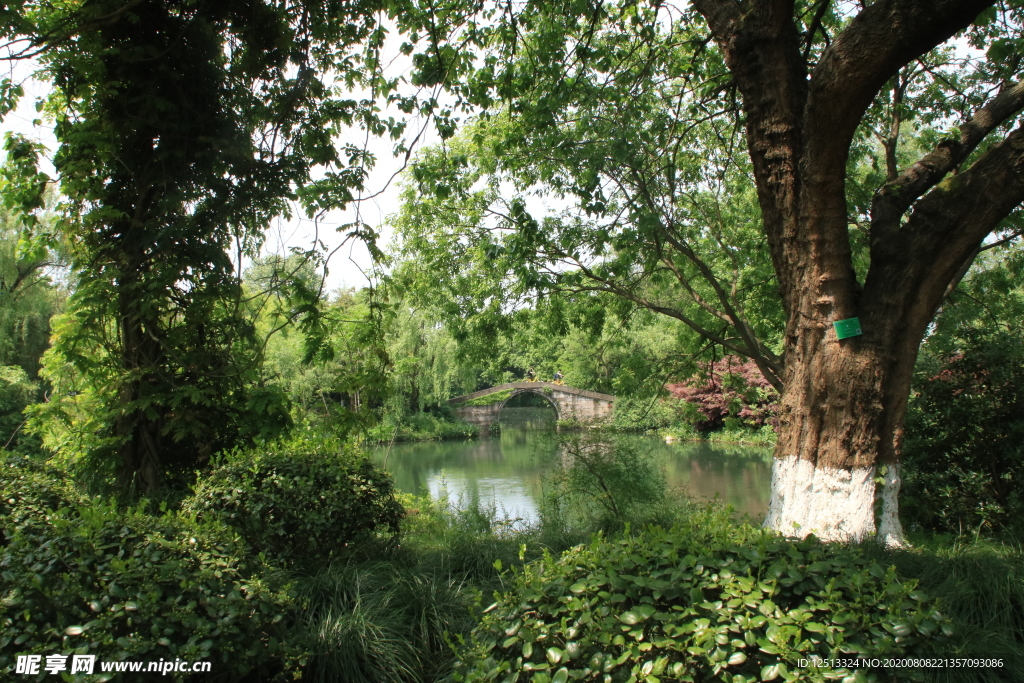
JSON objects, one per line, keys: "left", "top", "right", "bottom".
{"left": 5, "top": 432, "right": 1022, "bottom": 682}
{"left": 602, "top": 396, "right": 779, "bottom": 446}
{"left": 658, "top": 422, "right": 778, "bottom": 447}
{"left": 299, "top": 494, "right": 1024, "bottom": 683}
{"left": 366, "top": 411, "right": 479, "bottom": 443}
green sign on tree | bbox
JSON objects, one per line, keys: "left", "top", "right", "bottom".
{"left": 833, "top": 318, "right": 863, "bottom": 340}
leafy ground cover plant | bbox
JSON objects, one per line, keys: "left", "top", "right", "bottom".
{"left": 0, "top": 486, "right": 300, "bottom": 681}
{"left": 453, "top": 516, "right": 950, "bottom": 683}
{"left": 183, "top": 442, "right": 404, "bottom": 567}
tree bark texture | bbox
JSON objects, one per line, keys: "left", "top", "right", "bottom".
{"left": 694, "top": 0, "right": 1024, "bottom": 543}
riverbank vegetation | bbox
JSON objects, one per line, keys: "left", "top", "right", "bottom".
{"left": 5, "top": 433, "right": 1024, "bottom": 681}
{"left": 4, "top": 0, "right": 1024, "bottom": 681}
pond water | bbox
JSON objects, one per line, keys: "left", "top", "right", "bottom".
{"left": 371, "top": 407, "right": 773, "bottom": 525}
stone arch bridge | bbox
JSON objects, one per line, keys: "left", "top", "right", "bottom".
{"left": 449, "top": 382, "right": 615, "bottom": 434}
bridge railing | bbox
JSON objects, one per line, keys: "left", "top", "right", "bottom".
{"left": 448, "top": 381, "right": 615, "bottom": 404}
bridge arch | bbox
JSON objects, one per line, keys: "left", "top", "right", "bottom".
{"left": 493, "top": 387, "right": 561, "bottom": 422}
{"left": 449, "top": 382, "right": 615, "bottom": 435}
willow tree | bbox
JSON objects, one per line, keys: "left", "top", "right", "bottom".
{"left": 392, "top": 0, "right": 1024, "bottom": 544}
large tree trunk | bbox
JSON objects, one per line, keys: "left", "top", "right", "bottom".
{"left": 692, "top": 0, "right": 1018, "bottom": 546}
{"left": 766, "top": 304, "right": 922, "bottom": 545}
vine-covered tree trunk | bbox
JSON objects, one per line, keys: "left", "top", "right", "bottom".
{"left": 115, "top": 284, "right": 164, "bottom": 493}
{"left": 16, "top": 0, "right": 400, "bottom": 495}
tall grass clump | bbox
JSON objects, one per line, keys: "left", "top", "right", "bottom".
{"left": 540, "top": 434, "right": 684, "bottom": 538}
{"left": 864, "top": 535, "right": 1024, "bottom": 682}
{"left": 299, "top": 562, "right": 474, "bottom": 683}
{"left": 296, "top": 491, "right": 553, "bottom": 683}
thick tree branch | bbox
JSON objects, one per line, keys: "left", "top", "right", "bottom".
{"left": 942, "top": 228, "right": 1023, "bottom": 300}
{"left": 804, "top": 0, "right": 990, "bottom": 180}
{"left": 689, "top": 0, "right": 741, "bottom": 42}
{"left": 802, "top": 0, "right": 832, "bottom": 62}
{"left": 557, "top": 264, "right": 786, "bottom": 390}
{"left": 865, "top": 123, "right": 1024, "bottom": 339}
{"left": 872, "top": 77, "right": 1024, "bottom": 234}
{"left": 908, "top": 124, "right": 1024, "bottom": 256}
{"left": 693, "top": 0, "right": 808, "bottom": 307}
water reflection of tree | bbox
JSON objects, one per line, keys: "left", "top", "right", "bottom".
{"left": 376, "top": 430, "right": 772, "bottom": 522}
{"left": 655, "top": 442, "right": 772, "bottom": 520}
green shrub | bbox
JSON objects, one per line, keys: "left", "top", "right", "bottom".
{"left": 1, "top": 454, "right": 86, "bottom": 534}
{"left": 606, "top": 397, "right": 678, "bottom": 432}
{"left": 0, "top": 500, "right": 300, "bottom": 681}
{"left": 367, "top": 411, "right": 478, "bottom": 443}
{"left": 902, "top": 331, "right": 1024, "bottom": 534}
{"left": 183, "top": 445, "right": 404, "bottom": 566}
{"left": 453, "top": 522, "right": 951, "bottom": 683}
{"left": 541, "top": 436, "right": 672, "bottom": 535}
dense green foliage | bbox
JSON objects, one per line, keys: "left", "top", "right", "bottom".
{"left": 0, "top": 364, "right": 39, "bottom": 452}
{"left": 390, "top": 47, "right": 786, "bottom": 387}
{"left": 454, "top": 521, "right": 950, "bottom": 683}
{"left": 0, "top": 453, "right": 84, "bottom": 530}
{"left": 0, "top": 206, "right": 62, "bottom": 383}
{"left": 4, "top": 0, "right": 1024, "bottom": 680}
{"left": 0, "top": 211, "right": 62, "bottom": 454}
{"left": 903, "top": 332, "right": 1024, "bottom": 535}
{"left": 183, "top": 443, "right": 404, "bottom": 567}
{"left": 0, "top": 458, "right": 300, "bottom": 681}
{"left": 7, "top": 0, "right": 467, "bottom": 493}
{"left": 902, "top": 244, "right": 1024, "bottom": 535}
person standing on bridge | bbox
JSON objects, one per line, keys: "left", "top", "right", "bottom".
{"left": 553, "top": 369, "right": 563, "bottom": 385}
{"left": 526, "top": 367, "right": 535, "bottom": 382}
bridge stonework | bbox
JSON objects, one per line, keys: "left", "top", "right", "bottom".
{"left": 448, "top": 382, "right": 615, "bottom": 434}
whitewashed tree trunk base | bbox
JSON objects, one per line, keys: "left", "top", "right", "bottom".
{"left": 876, "top": 464, "right": 906, "bottom": 548}
{"left": 763, "top": 456, "right": 905, "bottom": 547}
